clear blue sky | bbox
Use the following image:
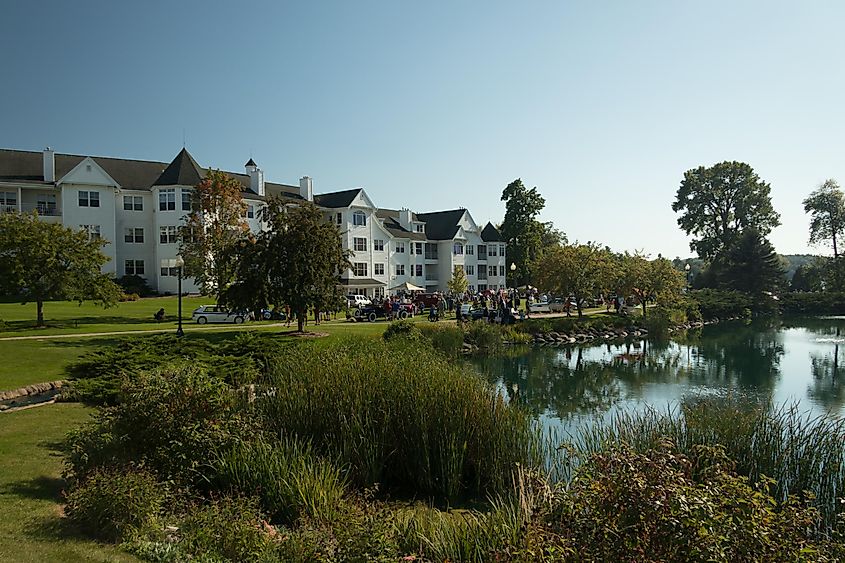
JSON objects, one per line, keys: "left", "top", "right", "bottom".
{"left": 3, "top": 1, "right": 843, "bottom": 259}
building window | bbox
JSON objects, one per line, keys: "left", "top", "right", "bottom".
{"left": 160, "top": 266, "right": 179, "bottom": 277}
{"left": 478, "top": 267, "right": 488, "bottom": 281}
{"left": 488, "top": 245, "right": 497, "bottom": 257}
{"left": 80, "top": 224, "right": 101, "bottom": 241}
{"left": 374, "top": 287, "right": 385, "bottom": 298}
{"left": 395, "top": 242, "right": 405, "bottom": 253}
{"left": 336, "top": 212, "right": 342, "bottom": 225}
{"left": 125, "top": 260, "right": 145, "bottom": 276}
{"left": 499, "top": 265, "right": 506, "bottom": 277}
{"left": 477, "top": 284, "right": 486, "bottom": 292}
{"left": 466, "top": 265, "right": 475, "bottom": 276}
{"left": 124, "top": 228, "right": 144, "bottom": 243}
{"left": 181, "top": 190, "right": 193, "bottom": 211}
{"left": 414, "top": 264, "right": 423, "bottom": 277}
{"left": 453, "top": 243, "right": 464, "bottom": 255}
{"left": 374, "top": 263, "right": 385, "bottom": 276}
{"left": 159, "top": 188, "right": 176, "bottom": 211}
{"left": 353, "top": 263, "right": 368, "bottom": 277}
{"left": 159, "top": 225, "right": 177, "bottom": 244}
{"left": 353, "top": 211, "right": 366, "bottom": 226}
{"left": 499, "top": 244, "right": 505, "bottom": 256}
{"left": 373, "top": 239, "right": 385, "bottom": 251}
{"left": 78, "top": 191, "right": 99, "bottom": 207}
{"left": 247, "top": 204, "right": 254, "bottom": 219}
{"left": 466, "top": 245, "right": 474, "bottom": 255}
{"left": 396, "top": 264, "right": 406, "bottom": 276}
{"left": 354, "top": 237, "right": 367, "bottom": 252}
{"left": 0, "top": 191, "right": 16, "bottom": 209}
{"left": 123, "top": 195, "right": 143, "bottom": 211}
{"left": 488, "top": 265, "right": 497, "bottom": 277}
{"left": 478, "top": 245, "right": 487, "bottom": 260}
{"left": 413, "top": 242, "right": 423, "bottom": 255}
{"left": 415, "top": 224, "right": 424, "bottom": 233}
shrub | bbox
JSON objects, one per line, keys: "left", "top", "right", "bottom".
{"left": 689, "top": 289, "right": 753, "bottom": 320}
{"left": 780, "top": 292, "right": 845, "bottom": 316}
{"left": 552, "top": 443, "right": 837, "bottom": 562}
{"left": 259, "top": 338, "right": 542, "bottom": 501}
{"left": 417, "top": 323, "right": 465, "bottom": 356}
{"left": 118, "top": 292, "right": 140, "bottom": 302}
{"left": 212, "top": 436, "right": 347, "bottom": 524}
{"left": 115, "top": 274, "right": 157, "bottom": 297}
{"left": 65, "top": 365, "right": 245, "bottom": 484}
{"left": 177, "top": 496, "right": 279, "bottom": 562}
{"left": 64, "top": 468, "right": 165, "bottom": 542}
{"left": 383, "top": 319, "right": 422, "bottom": 342}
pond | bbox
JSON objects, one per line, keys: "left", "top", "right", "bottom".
{"left": 471, "top": 318, "right": 845, "bottom": 435}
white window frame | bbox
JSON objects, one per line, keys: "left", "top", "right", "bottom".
{"left": 353, "top": 237, "right": 368, "bottom": 252}
{"left": 453, "top": 242, "right": 464, "bottom": 255}
{"left": 374, "top": 263, "right": 385, "bottom": 276}
{"left": 414, "top": 264, "right": 423, "bottom": 277}
{"left": 352, "top": 211, "right": 366, "bottom": 226}
{"left": 396, "top": 264, "right": 406, "bottom": 276}
{"left": 125, "top": 259, "right": 145, "bottom": 276}
{"left": 373, "top": 239, "right": 385, "bottom": 252}
{"left": 466, "top": 245, "right": 474, "bottom": 255}
{"left": 159, "top": 225, "right": 177, "bottom": 244}
{"left": 159, "top": 188, "right": 176, "bottom": 211}
{"left": 488, "top": 244, "right": 498, "bottom": 257}
{"left": 123, "top": 195, "right": 143, "bottom": 211}
{"left": 78, "top": 191, "right": 100, "bottom": 208}
{"left": 80, "top": 224, "right": 101, "bottom": 241}
{"left": 466, "top": 265, "right": 475, "bottom": 276}
{"left": 353, "top": 262, "right": 368, "bottom": 277}
{"left": 181, "top": 190, "right": 193, "bottom": 211}
{"left": 395, "top": 242, "right": 405, "bottom": 253}
{"left": 124, "top": 227, "right": 144, "bottom": 244}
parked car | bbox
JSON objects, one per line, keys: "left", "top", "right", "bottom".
{"left": 414, "top": 293, "right": 442, "bottom": 310}
{"left": 458, "top": 304, "right": 486, "bottom": 321}
{"left": 347, "top": 294, "right": 371, "bottom": 308}
{"left": 260, "top": 308, "right": 287, "bottom": 321}
{"left": 528, "top": 300, "right": 551, "bottom": 313}
{"left": 192, "top": 305, "right": 249, "bottom": 324}
{"left": 549, "top": 297, "right": 568, "bottom": 313}
{"left": 351, "top": 304, "right": 387, "bottom": 322}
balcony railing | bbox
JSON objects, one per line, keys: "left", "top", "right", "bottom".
{"left": 20, "top": 203, "right": 61, "bottom": 216}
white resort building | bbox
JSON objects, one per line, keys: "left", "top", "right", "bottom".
{"left": 0, "top": 147, "right": 507, "bottom": 297}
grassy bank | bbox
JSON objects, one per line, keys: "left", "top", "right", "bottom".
{"left": 0, "top": 403, "right": 136, "bottom": 562}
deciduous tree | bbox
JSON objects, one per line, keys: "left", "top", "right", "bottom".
{"left": 179, "top": 169, "right": 249, "bottom": 301}
{"left": 500, "top": 179, "right": 546, "bottom": 287}
{"left": 534, "top": 243, "right": 613, "bottom": 317}
{"left": 803, "top": 179, "right": 845, "bottom": 259}
{"left": 221, "top": 199, "right": 350, "bottom": 332}
{"left": 672, "top": 162, "right": 780, "bottom": 261}
{"left": 619, "top": 254, "right": 686, "bottom": 317}
{"left": 0, "top": 212, "right": 121, "bottom": 326}
{"left": 447, "top": 265, "right": 469, "bottom": 295}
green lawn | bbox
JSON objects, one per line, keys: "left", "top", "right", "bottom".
{"left": 0, "top": 403, "right": 136, "bottom": 562}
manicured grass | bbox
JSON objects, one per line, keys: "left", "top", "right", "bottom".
{"left": 0, "top": 403, "right": 137, "bottom": 562}
{"left": 0, "top": 338, "right": 114, "bottom": 392}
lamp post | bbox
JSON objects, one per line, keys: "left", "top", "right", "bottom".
{"left": 510, "top": 262, "right": 517, "bottom": 289}
{"left": 175, "top": 255, "right": 185, "bottom": 337}
{"left": 684, "top": 262, "right": 691, "bottom": 291}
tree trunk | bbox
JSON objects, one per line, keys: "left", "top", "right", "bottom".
{"left": 297, "top": 308, "right": 305, "bottom": 332}
{"left": 642, "top": 299, "right": 647, "bottom": 318}
{"left": 834, "top": 232, "right": 839, "bottom": 260}
{"left": 36, "top": 300, "right": 44, "bottom": 327}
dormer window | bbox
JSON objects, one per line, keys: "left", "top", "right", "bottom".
{"left": 353, "top": 211, "right": 366, "bottom": 226}
{"left": 415, "top": 224, "right": 424, "bottom": 233}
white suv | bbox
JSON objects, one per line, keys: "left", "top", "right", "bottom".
{"left": 347, "top": 294, "right": 371, "bottom": 308}
{"left": 192, "top": 305, "right": 248, "bottom": 324}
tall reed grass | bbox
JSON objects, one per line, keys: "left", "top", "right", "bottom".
{"left": 259, "top": 337, "right": 544, "bottom": 501}
{"left": 574, "top": 396, "right": 845, "bottom": 526}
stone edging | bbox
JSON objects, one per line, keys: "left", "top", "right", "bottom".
{"left": 0, "top": 380, "right": 64, "bottom": 402}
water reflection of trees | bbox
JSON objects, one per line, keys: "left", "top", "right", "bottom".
{"left": 474, "top": 324, "right": 786, "bottom": 421}
{"left": 808, "top": 344, "right": 845, "bottom": 411}
{"left": 686, "top": 323, "right": 784, "bottom": 390}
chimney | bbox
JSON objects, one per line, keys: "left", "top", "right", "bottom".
{"left": 399, "top": 208, "right": 413, "bottom": 230}
{"left": 43, "top": 147, "right": 55, "bottom": 183}
{"left": 299, "top": 176, "right": 313, "bottom": 202}
{"left": 249, "top": 167, "right": 265, "bottom": 196}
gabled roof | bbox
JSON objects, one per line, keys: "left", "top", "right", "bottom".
{"left": 481, "top": 222, "right": 504, "bottom": 242}
{"left": 245, "top": 158, "right": 257, "bottom": 167}
{"left": 0, "top": 148, "right": 302, "bottom": 201}
{"left": 314, "top": 188, "right": 362, "bottom": 208}
{"left": 153, "top": 148, "right": 205, "bottom": 186}
{"left": 375, "top": 208, "right": 426, "bottom": 240}
{"left": 415, "top": 209, "right": 466, "bottom": 240}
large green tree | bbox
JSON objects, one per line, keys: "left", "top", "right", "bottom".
{"left": 0, "top": 212, "right": 121, "bottom": 326}
{"left": 179, "top": 169, "right": 248, "bottom": 301}
{"left": 534, "top": 243, "right": 614, "bottom": 317}
{"left": 447, "top": 265, "right": 469, "bottom": 294}
{"left": 500, "top": 179, "right": 546, "bottom": 287}
{"left": 672, "top": 161, "right": 780, "bottom": 261}
{"left": 803, "top": 179, "right": 845, "bottom": 259}
{"left": 221, "top": 199, "right": 350, "bottom": 332}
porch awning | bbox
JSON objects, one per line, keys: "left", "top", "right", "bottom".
{"left": 339, "top": 277, "right": 386, "bottom": 287}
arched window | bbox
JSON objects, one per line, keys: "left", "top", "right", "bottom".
{"left": 453, "top": 242, "right": 464, "bottom": 255}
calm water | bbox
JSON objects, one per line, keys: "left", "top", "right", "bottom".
{"left": 472, "top": 318, "right": 845, "bottom": 435}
